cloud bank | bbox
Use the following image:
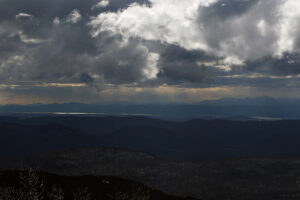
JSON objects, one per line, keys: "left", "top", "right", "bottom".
{"left": 0, "top": 0, "right": 300, "bottom": 104}
{"left": 90, "top": 0, "right": 300, "bottom": 65}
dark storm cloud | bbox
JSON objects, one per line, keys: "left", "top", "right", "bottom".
{"left": 0, "top": 0, "right": 148, "bottom": 39}
{"left": 157, "top": 45, "right": 215, "bottom": 84}
{"left": 1, "top": 0, "right": 300, "bottom": 88}
{"left": 1, "top": 0, "right": 300, "bottom": 104}
{"left": 99, "top": 0, "right": 150, "bottom": 11}
{"left": 0, "top": 0, "right": 159, "bottom": 85}
{"left": 244, "top": 53, "right": 300, "bottom": 76}
{"left": 0, "top": 0, "right": 149, "bottom": 21}
{"left": 0, "top": 29, "right": 20, "bottom": 57}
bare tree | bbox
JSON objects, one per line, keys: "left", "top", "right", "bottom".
{"left": 107, "top": 192, "right": 129, "bottom": 200}
{"left": 0, "top": 186, "right": 23, "bottom": 200}
{"left": 19, "top": 169, "right": 45, "bottom": 200}
{"left": 73, "top": 186, "right": 91, "bottom": 200}
{"left": 48, "top": 185, "right": 64, "bottom": 200}
{"left": 131, "top": 183, "right": 150, "bottom": 200}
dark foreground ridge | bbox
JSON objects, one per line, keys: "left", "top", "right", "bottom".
{"left": 3, "top": 147, "right": 300, "bottom": 200}
{"left": 0, "top": 170, "right": 197, "bottom": 200}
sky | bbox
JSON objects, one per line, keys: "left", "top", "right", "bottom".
{"left": 0, "top": 0, "right": 300, "bottom": 104}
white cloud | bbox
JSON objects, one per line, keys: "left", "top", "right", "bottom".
{"left": 18, "top": 31, "right": 51, "bottom": 44}
{"left": 66, "top": 9, "right": 82, "bottom": 24}
{"left": 89, "top": 0, "right": 300, "bottom": 65}
{"left": 197, "top": 61, "right": 232, "bottom": 72}
{"left": 276, "top": 0, "right": 300, "bottom": 57}
{"left": 15, "top": 13, "right": 33, "bottom": 20}
{"left": 142, "top": 52, "right": 160, "bottom": 80}
{"left": 53, "top": 17, "right": 61, "bottom": 25}
{"left": 89, "top": 0, "right": 217, "bottom": 50}
{"left": 92, "top": 0, "right": 110, "bottom": 10}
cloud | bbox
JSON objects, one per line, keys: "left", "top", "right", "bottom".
{"left": 92, "top": 0, "right": 110, "bottom": 10}
{"left": 90, "top": 35, "right": 160, "bottom": 83}
{"left": 89, "top": 0, "right": 217, "bottom": 51}
{"left": 1, "top": 0, "right": 300, "bottom": 104}
{"left": 15, "top": 13, "right": 33, "bottom": 20}
{"left": 0, "top": 0, "right": 161, "bottom": 87}
{"left": 156, "top": 45, "right": 215, "bottom": 84}
{"left": 244, "top": 52, "right": 300, "bottom": 76}
{"left": 18, "top": 31, "right": 51, "bottom": 44}
{"left": 90, "top": 0, "right": 300, "bottom": 65}
{"left": 0, "top": 25, "right": 160, "bottom": 87}
{"left": 65, "top": 9, "right": 82, "bottom": 24}
{"left": 53, "top": 17, "right": 61, "bottom": 25}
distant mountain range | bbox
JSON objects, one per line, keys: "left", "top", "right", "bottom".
{"left": 1, "top": 97, "right": 300, "bottom": 120}
{"left": 2, "top": 116, "right": 300, "bottom": 160}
